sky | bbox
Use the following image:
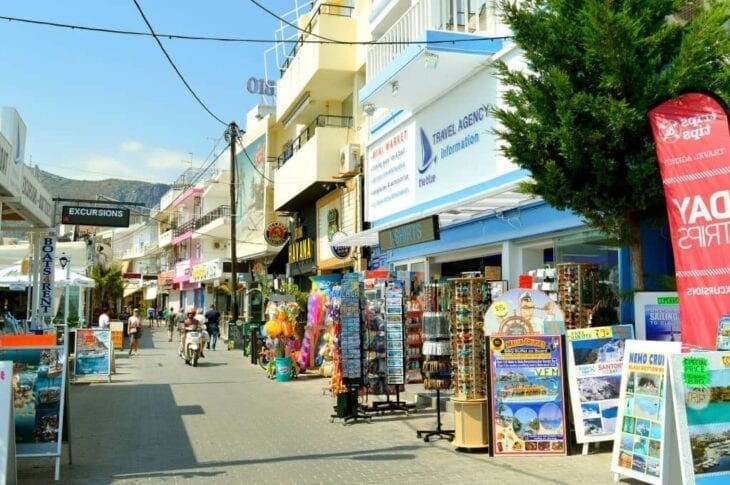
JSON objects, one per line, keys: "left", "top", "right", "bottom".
{"left": 0, "top": 0, "right": 303, "bottom": 184}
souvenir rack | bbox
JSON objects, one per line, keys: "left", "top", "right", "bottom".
{"left": 556, "top": 263, "right": 599, "bottom": 329}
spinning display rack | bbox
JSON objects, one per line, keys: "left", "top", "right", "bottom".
{"left": 450, "top": 277, "right": 491, "bottom": 449}
{"left": 556, "top": 263, "right": 599, "bottom": 329}
{"left": 417, "top": 283, "right": 455, "bottom": 442}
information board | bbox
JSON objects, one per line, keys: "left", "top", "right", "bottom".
{"left": 670, "top": 352, "right": 730, "bottom": 484}
{"left": 611, "top": 339, "right": 681, "bottom": 484}
{"left": 74, "top": 329, "right": 112, "bottom": 379}
{"left": 566, "top": 325, "right": 634, "bottom": 443}
{"left": 489, "top": 335, "right": 568, "bottom": 456}
{"left": 227, "top": 323, "right": 245, "bottom": 350}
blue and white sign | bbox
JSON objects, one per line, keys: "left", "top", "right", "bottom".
{"left": 38, "top": 237, "right": 56, "bottom": 317}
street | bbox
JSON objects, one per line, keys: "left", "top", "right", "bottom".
{"left": 17, "top": 327, "right": 626, "bottom": 484}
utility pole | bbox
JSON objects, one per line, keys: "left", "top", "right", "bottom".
{"left": 225, "top": 122, "right": 239, "bottom": 321}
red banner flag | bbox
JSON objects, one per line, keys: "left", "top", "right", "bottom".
{"left": 648, "top": 92, "right": 730, "bottom": 350}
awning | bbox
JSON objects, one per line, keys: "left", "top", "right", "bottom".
{"left": 123, "top": 283, "right": 141, "bottom": 298}
{"left": 331, "top": 173, "right": 536, "bottom": 247}
{"left": 144, "top": 286, "right": 158, "bottom": 300}
{"left": 267, "top": 240, "right": 290, "bottom": 275}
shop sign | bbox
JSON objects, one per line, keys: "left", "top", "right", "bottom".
{"left": 38, "top": 236, "right": 56, "bottom": 316}
{"left": 157, "top": 270, "right": 174, "bottom": 286}
{"left": 329, "top": 231, "right": 352, "bottom": 259}
{"left": 189, "top": 260, "right": 223, "bottom": 283}
{"left": 378, "top": 215, "right": 440, "bottom": 251}
{"left": 264, "top": 222, "right": 289, "bottom": 246}
{"left": 289, "top": 224, "right": 314, "bottom": 264}
{"left": 61, "top": 205, "right": 130, "bottom": 228}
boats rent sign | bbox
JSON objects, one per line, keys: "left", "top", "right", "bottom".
{"left": 648, "top": 92, "right": 730, "bottom": 350}
{"left": 38, "top": 236, "right": 56, "bottom": 316}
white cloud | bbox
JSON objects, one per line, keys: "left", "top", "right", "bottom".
{"left": 118, "top": 141, "right": 144, "bottom": 152}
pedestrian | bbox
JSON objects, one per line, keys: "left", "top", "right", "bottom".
{"left": 166, "top": 306, "right": 177, "bottom": 342}
{"left": 98, "top": 306, "right": 110, "bottom": 328}
{"left": 156, "top": 307, "right": 164, "bottom": 327}
{"left": 204, "top": 304, "right": 221, "bottom": 350}
{"left": 128, "top": 308, "right": 143, "bottom": 356}
{"left": 147, "top": 306, "right": 155, "bottom": 327}
{"left": 195, "top": 308, "right": 209, "bottom": 354}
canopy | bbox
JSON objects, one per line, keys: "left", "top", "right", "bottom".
{"left": 0, "top": 264, "right": 96, "bottom": 288}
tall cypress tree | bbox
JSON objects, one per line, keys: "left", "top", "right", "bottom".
{"left": 492, "top": 0, "right": 730, "bottom": 289}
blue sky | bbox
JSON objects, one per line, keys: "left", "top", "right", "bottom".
{"left": 0, "top": 1, "right": 297, "bottom": 184}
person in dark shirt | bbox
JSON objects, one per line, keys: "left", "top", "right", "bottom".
{"left": 204, "top": 304, "right": 221, "bottom": 350}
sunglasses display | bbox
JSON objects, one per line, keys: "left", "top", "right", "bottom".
{"left": 556, "top": 263, "right": 600, "bottom": 330}
{"left": 421, "top": 283, "right": 452, "bottom": 393}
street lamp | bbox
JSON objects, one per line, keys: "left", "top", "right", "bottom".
{"left": 59, "top": 254, "right": 71, "bottom": 326}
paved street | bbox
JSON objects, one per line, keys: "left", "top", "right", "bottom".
{"left": 17, "top": 327, "right": 631, "bottom": 484}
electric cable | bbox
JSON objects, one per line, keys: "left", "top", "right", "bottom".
{"left": 131, "top": 0, "right": 227, "bottom": 126}
{"left": 0, "top": 14, "right": 511, "bottom": 45}
{"left": 248, "top": 0, "right": 339, "bottom": 43}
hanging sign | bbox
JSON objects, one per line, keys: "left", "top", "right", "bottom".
{"left": 566, "top": 325, "right": 634, "bottom": 444}
{"left": 489, "top": 334, "right": 568, "bottom": 456}
{"left": 648, "top": 92, "right": 730, "bottom": 350}
{"left": 38, "top": 236, "right": 56, "bottom": 317}
{"left": 670, "top": 352, "right": 730, "bottom": 484}
{"left": 61, "top": 205, "right": 130, "bottom": 227}
{"left": 73, "top": 329, "right": 112, "bottom": 379}
{"left": 610, "top": 339, "right": 682, "bottom": 484}
{"left": 264, "top": 222, "right": 289, "bottom": 246}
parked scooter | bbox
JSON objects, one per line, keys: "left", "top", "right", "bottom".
{"left": 180, "top": 323, "right": 204, "bottom": 367}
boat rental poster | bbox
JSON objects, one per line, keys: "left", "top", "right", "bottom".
{"left": 489, "top": 335, "right": 567, "bottom": 456}
{"left": 566, "top": 325, "right": 634, "bottom": 443}
{"left": 670, "top": 352, "right": 730, "bottom": 485}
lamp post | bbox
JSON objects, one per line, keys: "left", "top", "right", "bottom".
{"left": 59, "top": 253, "right": 71, "bottom": 326}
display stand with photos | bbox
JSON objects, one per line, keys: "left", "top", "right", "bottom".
{"left": 0, "top": 326, "right": 71, "bottom": 481}
{"left": 405, "top": 308, "right": 424, "bottom": 384}
{"left": 669, "top": 351, "right": 730, "bottom": 484}
{"left": 450, "top": 277, "right": 490, "bottom": 449}
{"left": 330, "top": 274, "right": 371, "bottom": 424}
{"left": 417, "top": 283, "right": 455, "bottom": 442}
{"left": 489, "top": 334, "right": 568, "bottom": 456}
{"left": 565, "top": 325, "right": 634, "bottom": 456}
{"left": 610, "top": 339, "right": 681, "bottom": 485}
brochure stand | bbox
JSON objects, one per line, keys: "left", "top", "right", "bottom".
{"left": 417, "top": 388, "right": 454, "bottom": 442}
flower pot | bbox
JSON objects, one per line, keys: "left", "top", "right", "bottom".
{"left": 275, "top": 357, "right": 292, "bottom": 382}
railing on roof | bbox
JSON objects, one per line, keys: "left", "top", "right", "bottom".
{"left": 279, "top": 3, "right": 355, "bottom": 76}
{"left": 274, "top": 115, "right": 353, "bottom": 166}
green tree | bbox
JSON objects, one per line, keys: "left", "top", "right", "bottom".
{"left": 89, "top": 263, "right": 125, "bottom": 312}
{"left": 492, "top": 0, "right": 730, "bottom": 289}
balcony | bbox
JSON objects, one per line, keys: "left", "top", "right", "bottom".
{"left": 274, "top": 115, "right": 354, "bottom": 212}
{"left": 193, "top": 205, "right": 231, "bottom": 240}
{"left": 276, "top": 3, "right": 357, "bottom": 126}
{"left": 360, "top": 0, "right": 505, "bottom": 113}
{"left": 158, "top": 229, "right": 174, "bottom": 248}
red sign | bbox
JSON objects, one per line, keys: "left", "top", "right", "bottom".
{"left": 648, "top": 92, "right": 730, "bottom": 350}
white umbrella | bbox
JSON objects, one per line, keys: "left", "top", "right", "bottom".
{"left": 0, "top": 264, "right": 96, "bottom": 288}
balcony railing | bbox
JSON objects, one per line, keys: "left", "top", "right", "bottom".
{"left": 173, "top": 205, "right": 230, "bottom": 238}
{"left": 279, "top": 3, "right": 355, "bottom": 76}
{"left": 275, "top": 115, "right": 353, "bottom": 165}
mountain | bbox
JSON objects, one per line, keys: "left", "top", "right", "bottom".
{"left": 36, "top": 169, "right": 170, "bottom": 210}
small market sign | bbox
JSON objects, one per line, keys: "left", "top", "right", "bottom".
{"left": 378, "top": 215, "right": 440, "bottom": 251}
{"left": 61, "top": 205, "right": 130, "bottom": 227}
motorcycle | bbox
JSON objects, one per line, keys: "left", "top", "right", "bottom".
{"left": 180, "top": 324, "right": 204, "bottom": 367}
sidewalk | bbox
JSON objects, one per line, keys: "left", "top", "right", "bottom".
{"left": 15, "top": 326, "right": 632, "bottom": 484}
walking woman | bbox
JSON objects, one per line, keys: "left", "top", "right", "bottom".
{"left": 128, "top": 308, "right": 142, "bottom": 356}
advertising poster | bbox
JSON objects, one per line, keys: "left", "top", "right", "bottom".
{"left": 1, "top": 361, "right": 17, "bottom": 483}
{"left": 648, "top": 92, "right": 730, "bottom": 350}
{"left": 634, "top": 292, "right": 680, "bottom": 342}
{"left": 74, "top": 329, "right": 112, "bottom": 378}
{"left": 0, "top": 346, "right": 66, "bottom": 456}
{"left": 611, "top": 340, "right": 681, "bottom": 484}
{"left": 670, "top": 352, "right": 730, "bottom": 484}
{"left": 489, "top": 335, "right": 568, "bottom": 456}
{"left": 566, "top": 325, "right": 634, "bottom": 443}
{"left": 484, "top": 288, "right": 565, "bottom": 336}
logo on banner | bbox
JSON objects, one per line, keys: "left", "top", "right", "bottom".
{"left": 648, "top": 91, "right": 730, "bottom": 350}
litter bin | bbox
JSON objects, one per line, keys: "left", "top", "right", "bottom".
{"left": 246, "top": 321, "right": 264, "bottom": 364}
{"left": 242, "top": 321, "right": 260, "bottom": 356}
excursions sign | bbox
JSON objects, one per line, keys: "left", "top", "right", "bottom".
{"left": 61, "top": 206, "right": 130, "bottom": 228}
{"left": 648, "top": 92, "right": 730, "bottom": 350}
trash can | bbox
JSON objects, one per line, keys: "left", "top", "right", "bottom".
{"left": 242, "top": 321, "right": 262, "bottom": 356}
{"left": 247, "top": 321, "right": 264, "bottom": 364}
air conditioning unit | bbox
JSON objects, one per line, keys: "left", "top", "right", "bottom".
{"left": 339, "top": 144, "right": 360, "bottom": 174}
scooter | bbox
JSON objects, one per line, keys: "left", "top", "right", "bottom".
{"left": 180, "top": 324, "right": 204, "bottom": 367}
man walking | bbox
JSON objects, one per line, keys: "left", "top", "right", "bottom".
{"left": 204, "top": 304, "right": 221, "bottom": 351}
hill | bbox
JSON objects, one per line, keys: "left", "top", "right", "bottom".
{"left": 36, "top": 169, "right": 170, "bottom": 210}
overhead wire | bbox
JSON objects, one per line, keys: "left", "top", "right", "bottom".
{"left": 247, "top": 0, "right": 340, "bottom": 43}
{"left": 131, "top": 0, "right": 228, "bottom": 126}
{"left": 0, "top": 14, "right": 511, "bottom": 45}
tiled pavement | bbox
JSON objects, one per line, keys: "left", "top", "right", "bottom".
{"left": 16, "top": 327, "right": 635, "bottom": 484}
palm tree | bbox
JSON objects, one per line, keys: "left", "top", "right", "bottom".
{"left": 89, "top": 263, "right": 125, "bottom": 314}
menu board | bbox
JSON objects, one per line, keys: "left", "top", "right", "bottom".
{"left": 74, "top": 329, "right": 112, "bottom": 378}
{"left": 611, "top": 339, "right": 681, "bottom": 484}
{"left": 385, "top": 287, "right": 404, "bottom": 385}
{"left": 566, "top": 325, "right": 634, "bottom": 443}
{"left": 489, "top": 335, "right": 567, "bottom": 456}
{"left": 670, "top": 352, "right": 730, "bottom": 484}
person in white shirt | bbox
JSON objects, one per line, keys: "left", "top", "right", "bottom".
{"left": 98, "top": 306, "right": 110, "bottom": 328}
